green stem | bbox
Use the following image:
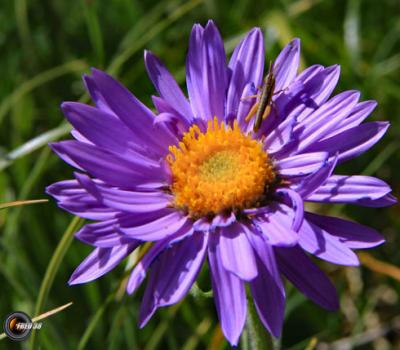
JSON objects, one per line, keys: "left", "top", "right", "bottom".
{"left": 243, "top": 290, "right": 276, "bottom": 350}
{"left": 29, "top": 216, "right": 84, "bottom": 350}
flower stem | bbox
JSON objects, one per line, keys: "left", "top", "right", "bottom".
{"left": 242, "top": 289, "right": 276, "bottom": 350}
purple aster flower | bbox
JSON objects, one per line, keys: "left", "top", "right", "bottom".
{"left": 47, "top": 20, "right": 396, "bottom": 345}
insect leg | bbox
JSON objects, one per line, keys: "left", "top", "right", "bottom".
{"left": 240, "top": 94, "right": 259, "bottom": 101}
{"left": 244, "top": 101, "right": 259, "bottom": 122}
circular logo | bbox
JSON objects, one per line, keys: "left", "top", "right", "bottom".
{"left": 3, "top": 312, "right": 32, "bottom": 341}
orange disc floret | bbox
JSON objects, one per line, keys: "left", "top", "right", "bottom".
{"left": 166, "top": 117, "right": 276, "bottom": 218}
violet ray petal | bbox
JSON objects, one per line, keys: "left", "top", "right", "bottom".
{"left": 202, "top": 20, "right": 228, "bottom": 121}
{"left": 144, "top": 50, "right": 194, "bottom": 121}
{"left": 70, "top": 129, "right": 92, "bottom": 144}
{"left": 83, "top": 74, "right": 114, "bottom": 115}
{"left": 156, "top": 232, "right": 208, "bottom": 306}
{"left": 208, "top": 233, "right": 246, "bottom": 346}
{"left": 275, "top": 188, "right": 304, "bottom": 231}
{"left": 75, "top": 219, "right": 139, "bottom": 248}
{"left": 294, "top": 90, "right": 359, "bottom": 132}
{"left": 153, "top": 111, "right": 188, "bottom": 136}
{"left": 193, "top": 217, "right": 212, "bottom": 232}
{"left": 138, "top": 233, "right": 208, "bottom": 327}
{"left": 138, "top": 273, "right": 158, "bottom": 328}
{"left": 307, "top": 122, "right": 390, "bottom": 163}
{"left": 295, "top": 65, "right": 341, "bottom": 122}
{"left": 151, "top": 96, "right": 187, "bottom": 123}
{"left": 243, "top": 201, "right": 302, "bottom": 233}
{"left": 263, "top": 115, "right": 296, "bottom": 155}
{"left": 140, "top": 234, "right": 208, "bottom": 329}
{"left": 275, "top": 152, "right": 328, "bottom": 177}
{"left": 69, "top": 242, "right": 139, "bottom": 285}
{"left": 46, "top": 179, "right": 90, "bottom": 200}
{"left": 211, "top": 212, "right": 236, "bottom": 230}
{"left": 356, "top": 193, "right": 397, "bottom": 207}
{"left": 74, "top": 172, "right": 173, "bottom": 213}
{"left": 277, "top": 65, "right": 340, "bottom": 125}
{"left": 236, "top": 83, "right": 257, "bottom": 132}
{"left": 46, "top": 180, "right": 118, "bottom": 220}
{"left": 275, "top": 246, "right": 339, "bottom": 310}
{"left": 253, "top": 210, "right": 298, "bottom": 246}
{"left": 295, "top": 155, "right": 338, "bottom": 198}
{"left": 119, "top": 212, "right": 190, "bottom": 241}
{"left": 247, "top": 238, "right": 285, "bottom": 337}
{"left": 324, "top": 100, "right": 377, "bottom": 139}
{"left": 298, "top": 218, "right": 360, "bottom": 266}
{"left": 89, "top": 69, "right": 172, "bottom": 155}
{"left": 273, "top": 38, "right": 300, "bottom": 91}
{"left": 226, "top": 28, "right": 264, "bottom": 120}
{"left": 219, "top": 223, "right": 258, "bottom": 281}
{"left": 59, "top": 198, "right": 117, "bottom": 220}
{"left": 294, "top": 91, "right": 360, "bottom": 152}
{"left": 296, "top": 64, "right": 324, "bottom": 82}
{"left": 49, "top": 142, "right": 84, "bottom": 171}
{"left": 186, "top": 21, "right": 228, "bottom": 121}
{"left": 126, "top": 240, "right": 169, "bottom": 295}
{"left": 126, "top": 224, "right": 194, "bottom": 295}
{"left": 305, "top": 212, "right": 385, "bottom": 249}
{"left": 186, "top": 23, "right": 207, "bottom": 120}
{"left": 305, "top": 175, "right": 392, "bottom": 203}
{"left": 61, "top": 102, "right": 159, "bottom": 159}
{"left": 50, "top": 141, "right": 166, "bottom": 190}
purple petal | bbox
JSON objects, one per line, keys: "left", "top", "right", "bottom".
{"left": 263, "top": 115, "right": 296, "bottom": 155}
{"left": 275, "top": 152, "right": 328, "bottom": 177}
{"left": 305, "top": 212, "right": 385, "bottom": 249}
{"left": 356, "top": 193, "right": 397, "bottom": 207}
{"left": 119, "top": 212, "right": 190, "bottom": 241}
{"left": 275, "top": 188, "right": 304, "bottom": 231}
{"left": 254, "top": 208, "right": 298, "bottom": 247}
{"left": 294, "top": 91, "right": 360, "bottom": 152}
{"left": 50, "top": 141, "right": 166, "bottom": 190}
{"left": 246, "top": 231, "right": 285, "bottom": 337}
{"left": 324, "top": 100, "right": 377, "bottom": 138}
{"left": 277, "top": 65, "right": 341, "bottom": 125}
{"left": 126, "top": 224, "right": 193, "bottom": 295}
{"left": 83, "top": 75, "right": 114, "bottom": 115}
{"left": 295, "top": 155, "right": 338, "bottom": 198}
{"left": 275, "top": 246, "right": 339, "bottom": 310}
{"left": 236, "top": 83, "right": 257, "bottom": 132}
{"left": 307, "top": 122, "right": 390, "bottom": 163}
{"left": 273, "top": 38, "right": 300, "bottom": 91}
{"left": 226, "top": 28, "right": 264, "bottom": 120}
{"left": 208, "top": 232, "right": 246, "bottom": 346}
{"left": 74, "top": 172, "right": 172, "bottom": 213}
{"left": 61, "top": 102, "right": 160, "bottom": 160}
{"left": 186, "top": 21, "right": 228, "bottom": 121}
{"left": 46, "top": 180, "right": 118, "bottom": 220}
{"left": 298, "top": 218, "right": 360, "bottom": 266}
{"left": 211, "top": 212, "right": 236, "bottom": 229}
{"left": 69, "top": 242, "right": 139, "bottom": 285}
{"left": 126, "top": 240, "right": 169, "bottom": 295}
{"left": 153, "top": 111, "right": 189, "bottom": 136}
{"left": 305, "top": 175, "right": 391, "bottom": 203}
{"left": 89, "top": 69, "right": 174, "bottom": 155}
{"left": 75, "top": 218, "right": 136, "bottom": 247}
{"left": 219, "top": 223, "right": 258, "bottom": 281}
{"left": 193, "top": 217, "right": 212, "bottom": 232}
{"left": 138, "top": 232, "right": 208, "bottom": 327}
{"left": 144, "top": 51, "right": 193, "bottom": 122}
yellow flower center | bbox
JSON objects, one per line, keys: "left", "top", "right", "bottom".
{"left": 166, "top": 117, "right": 276, "bottom": 217}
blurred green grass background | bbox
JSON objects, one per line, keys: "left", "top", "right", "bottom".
{"left": 0, "top": 0, "right": 399, "bottom": 349}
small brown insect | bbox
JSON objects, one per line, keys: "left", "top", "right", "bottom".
{"left": 244, "top": 61, "right": 277, "bottom": 132}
